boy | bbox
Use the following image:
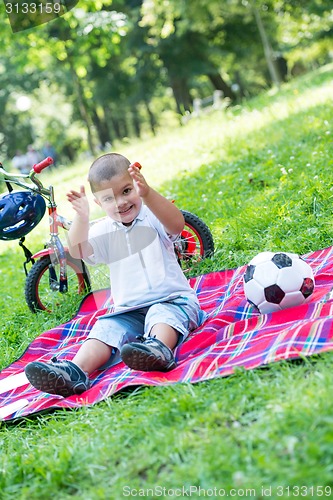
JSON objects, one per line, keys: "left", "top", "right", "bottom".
{"left": 25, "top": 153, "right": 206, "bottom": 397}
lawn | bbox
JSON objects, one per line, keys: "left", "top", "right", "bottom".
{"left": 0, "top": 64, "right": 333, "bottom": 499}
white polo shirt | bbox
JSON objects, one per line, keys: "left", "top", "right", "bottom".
{"left": 85, "top": 204, "right": 198, "bottom": 310}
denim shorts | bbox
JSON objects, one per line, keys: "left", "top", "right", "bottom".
{"left": 87, "top": 295, "right": 206, "bottom": 368}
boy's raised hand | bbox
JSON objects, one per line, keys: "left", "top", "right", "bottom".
{"left": 128, "top": 163, "right": 150, "bottom": 198}
{"left": 128, "top": 161, "right": 184, "bottom": 235}
{"left": 67, "top": 185, "right": 90, "bottom": 222}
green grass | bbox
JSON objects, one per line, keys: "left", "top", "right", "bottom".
{"left": 1, "top": 64, "right": 333, "bottom": 499}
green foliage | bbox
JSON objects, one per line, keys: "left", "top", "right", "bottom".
{"left": 0, "top": 65, "right": 333, "bottom": 496}
{"left": 1, "top": 1, "right": 332, "bottom": 159}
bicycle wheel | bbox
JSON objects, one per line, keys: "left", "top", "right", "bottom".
{"left": 25, "top": 254, "right": 91, "bottom": 313}
{"left": 174, "top": 210, "right": 214, "bottom": 274}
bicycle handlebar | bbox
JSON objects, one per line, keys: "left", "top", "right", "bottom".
{"left": 0, "top": 157, "right": 54, "bottom": 196}
{"left": 33, "top": 156, "right": 54, "bottom": 173}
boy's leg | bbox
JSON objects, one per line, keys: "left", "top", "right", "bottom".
{"left": 24, "top": 356, "right": 91, "bottom": 398}
{"left": 72, "top": 339, "right": 113, "bottom": 375}
{"left": 120, "top": 297, "right": 205, "bottom": 372}
{"left": 120, "top": 322, "right": 179, "bottom": 372}
{"left": 24, "top": 339, "right": 113, "bottom": 397}
{"left": 149, "top": 323, "right": 179, "bottom": 349}
{"left": 25, "top": 310, "right": 146, "bottom": 396}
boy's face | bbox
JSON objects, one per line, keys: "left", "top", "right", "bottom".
{"left": 94, "top": 170, "right": 142, "bottom": 225}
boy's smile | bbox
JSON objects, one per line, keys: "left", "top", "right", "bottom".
{"left": 94, "top": 171, "right": 142, "bottom": 225}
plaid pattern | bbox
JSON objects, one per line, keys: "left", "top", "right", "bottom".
{"left": 1, "top": 245, "right": 333, "bottom": 421}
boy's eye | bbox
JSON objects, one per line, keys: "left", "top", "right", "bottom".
{"left": 123, "top": 188, "right": 132, "bottom": 195}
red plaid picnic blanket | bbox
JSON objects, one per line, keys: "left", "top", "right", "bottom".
{"left": 1, "top": 246, "right": 333, "bottom": 421}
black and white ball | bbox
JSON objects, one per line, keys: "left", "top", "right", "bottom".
{"left": 243, "top": 252, "right": 315, "bottom": 314}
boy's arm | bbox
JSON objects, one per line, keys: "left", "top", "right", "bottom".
{"left": 66, "top": 186, "right": 94, "bottom": 260}
{"left": 67, "top": 216, "right": 93, "bottom": 260}
{"left": 142, "top": 188, "right": 185, "bottom": 235}
{"left": 129, "top": 164, "right": 184, "bottom": 235}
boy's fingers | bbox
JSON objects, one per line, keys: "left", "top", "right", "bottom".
{"left": 128, "top": 165, "right": 140, "bottom": 176}
{"left": 131, "top": 169, "right": 145, "bottom": 182}
{"left": 67, "top": 187, "right": 86, "bottom": 199}
{"left": 67, "top": 190, "right": 80, "bottom": 197}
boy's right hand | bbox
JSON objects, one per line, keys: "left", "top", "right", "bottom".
{"left": 66, "top": 185, "right": 90, "bottom": 222}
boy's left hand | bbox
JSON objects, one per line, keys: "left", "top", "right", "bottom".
{"left": 128, "top": 164, "right": 150, "bottom": 198}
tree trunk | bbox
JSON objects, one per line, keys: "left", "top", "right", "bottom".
{"left": 131, "top": 106, "right": 141, "bottom": 138}
{"left": 109, "top": 116, "right": 122, "bottom": 140}
{"left": 66, "top": 54, "right": 96, "bottom": 156}
{"left": 144, "top": 100, "right": 157, "bottom": 135}
{"left": 207, "top": 73, "right": 236, "bottom": 100}
{"left": 170, "top": 77, "right": 192, "bottom": 115}
{"left": 119, "top": 117, "right": 129, "bottom": 138}
{"left": 250, "top": 2, "right": 281, "bottom": 87}
{"left": 104, "top": 105, "right": 121, "bottom": 141}
{"left": 91, "top": 109, "right": 113, "bottom": 149}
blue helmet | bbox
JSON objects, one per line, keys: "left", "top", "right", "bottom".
{"left": 0, "top": 191, "right": 46, "bottom": 240}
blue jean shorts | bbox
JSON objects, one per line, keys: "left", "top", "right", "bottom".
{"left": 87, "top": 295, "right": 206, "bottom": 368}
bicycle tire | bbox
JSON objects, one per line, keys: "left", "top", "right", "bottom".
{"left": 175, "top": 210, "right": 214, "bottom": 273}
{"left": 25, "top": 254, "right": 91, "bottom": 313}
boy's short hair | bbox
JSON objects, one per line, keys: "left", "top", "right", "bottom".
{"left": 88, "top": 153, "right": 130, "bottom": 193}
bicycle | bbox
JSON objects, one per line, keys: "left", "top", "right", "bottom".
{"left": 0, "top": 157, "right": 214, "bottom": 313}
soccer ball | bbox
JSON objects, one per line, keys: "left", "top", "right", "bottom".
{"left": 243, "top": 251, "right": 315, "bottom": 314}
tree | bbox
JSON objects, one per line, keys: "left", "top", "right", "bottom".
{"left": 0, "top": 4, "right": 49, "bottom": 158}
{"left": 140, "top": 0, "right": 237, "bottom": 113}
{"left": 0, "top": 0, "right": 332, "bottom": 159}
